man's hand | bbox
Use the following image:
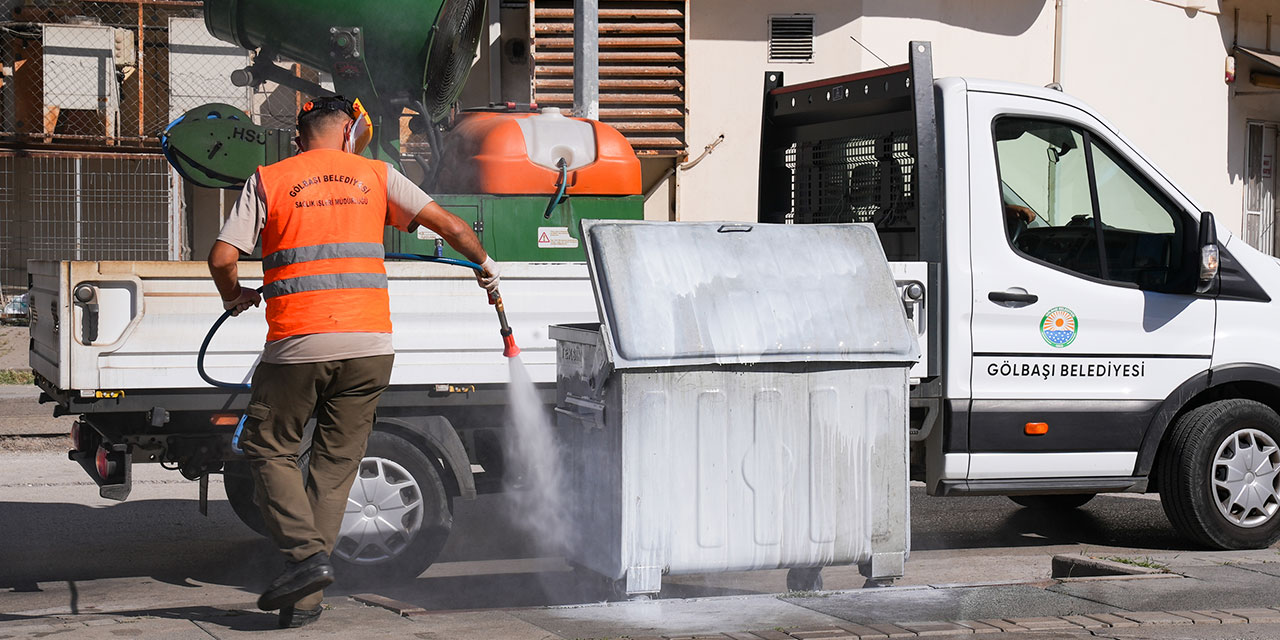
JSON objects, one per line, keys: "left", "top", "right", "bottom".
{"left": 477, "top": 257, "right": 501, "bottom": 294}
{"left": 222, "top": 285, "right": 261, "bottom": 316}
{"left": 1005, "top": 203, "right": 1036, "bottom": 224}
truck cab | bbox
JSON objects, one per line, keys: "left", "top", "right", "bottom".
{"left": 761, "top": 42, "right": 1280, "bottom": 550}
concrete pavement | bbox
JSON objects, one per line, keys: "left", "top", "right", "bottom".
{"left": 4, "top": 569, "right": 1280, "bottom": 639}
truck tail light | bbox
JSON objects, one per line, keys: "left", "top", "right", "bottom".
{"left": 95, "top": 446, "right": 120, "bottom": 479}
{"left": 1025, "top": 422, "right": 1049, "bottom": 436}
{"left": 70, "top": 421, "right": 98, "bottom": 452}
{"left": 71, "top": 422, "right": 84, "bottom": 451}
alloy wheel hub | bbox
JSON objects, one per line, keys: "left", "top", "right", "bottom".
{"left": 336, "top": 457, "right": 424, "bottom": 564}
{"left": 1211, "top": 428, "right": 1280, "bottom": 528}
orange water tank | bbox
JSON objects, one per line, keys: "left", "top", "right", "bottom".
{"left": 434, "top": 107, "right": 641, "bottom": 195}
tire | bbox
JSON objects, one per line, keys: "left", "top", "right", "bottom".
{"left": 1158, "top": 399, "right": 1280, "bottom": 550}
{"left": 222, "top": 430, "right": 453, "bottom": 585}
{"left": 330, "top": 429, "right": 453, "bottom": 585}
{"left": 1008, "top": 494, "right": 1095, "bottom": 510}
{"left": 786, "top": 567, "right": 823, "bottom": 592}
{"left": 223, "top": 460, "right": 269, "bottom": 537}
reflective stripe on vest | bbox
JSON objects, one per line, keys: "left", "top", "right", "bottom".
{"left": 262, "top": 241, "right": 385, "bottom": 271}
{"left": 261, "top": 272, "right": 389, "bottom": 300}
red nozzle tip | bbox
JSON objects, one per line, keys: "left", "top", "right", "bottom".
{"left": 503, "top": 333, "right": 521, "bottom": 358}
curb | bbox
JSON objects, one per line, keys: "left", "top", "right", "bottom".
{"left": 1049, "top": 554, "right": 1168, "bottom": 578}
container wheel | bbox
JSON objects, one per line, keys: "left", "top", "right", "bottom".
{"left": 786, "top": 567, "right": 823, "bottom": 592}
{"left": 1158, "top": 399, "right": 1280, "bottom": 550}
{"left": 1008, "top": 494, "right": 1095, "bottom": 510}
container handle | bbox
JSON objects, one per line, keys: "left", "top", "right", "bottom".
{"left": 717, "top": 224, "right": 753, "bottom": 233}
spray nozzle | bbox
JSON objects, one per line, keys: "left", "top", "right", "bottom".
{"left": 490, "top": 289, "right": 521, "bottom": 359}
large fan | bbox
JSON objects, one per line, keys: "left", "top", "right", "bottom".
{"left": 423, "top": 0, "right": 486, "bottom": 123}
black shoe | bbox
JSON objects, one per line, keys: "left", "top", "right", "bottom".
{"left": 257, "top": 551, "right": 335, "bottom": 611}
{"left": 278, "top": 604, "right": 323, "bottom": 629}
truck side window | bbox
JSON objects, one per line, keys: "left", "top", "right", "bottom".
{"left": 994, "top": 117, "right": 1190, "bottom": 290}
{"left": 994, "top": 119, "right": 1101, "bottom": 279}
{"left": 1089, "top": 141, "right": 1188, "bottom": 289}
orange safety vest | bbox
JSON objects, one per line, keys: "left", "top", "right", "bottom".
{"left": 256, "top": 149, "right": 391, "bottom": 341}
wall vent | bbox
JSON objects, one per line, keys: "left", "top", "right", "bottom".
{"left": 769, "top": 14, "right": 815, "bottom": 63}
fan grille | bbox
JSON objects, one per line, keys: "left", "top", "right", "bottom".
{"left": 424, "top": 0, "right": 485, "bottom": 122}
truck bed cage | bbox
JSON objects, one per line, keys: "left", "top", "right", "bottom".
{"left": 759, "top": 41, "right": 942, "bottom": 265}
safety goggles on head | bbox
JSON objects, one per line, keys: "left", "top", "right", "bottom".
{"left": 296, "top": 95, "right": 373, "bottom": 155}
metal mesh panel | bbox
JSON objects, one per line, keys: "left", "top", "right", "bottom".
{"left": 0, "top": 153, "right": 18, "bottom": 297}
{"left": 0, "top": 151, "right": 173, "bottom": 295}
{"left": 2, "top": 1, "right": 221, "bottom": 146}
{"left": 779, "top": 131, "right": 916, "bottom": 228}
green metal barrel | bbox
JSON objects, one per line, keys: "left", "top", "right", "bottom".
{"left": 203, "top": 0, "right": 484, "bottom": 122}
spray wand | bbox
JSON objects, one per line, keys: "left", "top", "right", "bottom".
{"left": 386, "top": 253, "right": 520, "bottom": 359}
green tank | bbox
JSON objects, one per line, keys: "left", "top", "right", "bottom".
{"left": 203, "top": 0, "right": 484, "bottom": 123}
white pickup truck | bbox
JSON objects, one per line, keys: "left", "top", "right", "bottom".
{"left": 758, "top": 41, "right": 1279, "bottom": 551}
{"left": 28, "top": 42, "right": 1280, "bottom": 584}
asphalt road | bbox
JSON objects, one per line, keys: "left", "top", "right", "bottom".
{"left": 0, "top": 447, "right": 1214, "bottom": 619}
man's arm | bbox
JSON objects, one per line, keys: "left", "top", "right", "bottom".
{"left": 412, "top": 202, "right": 500, "bottom": 292}
{"left": 208, "top": 240, "right": 260, "bottom": 315}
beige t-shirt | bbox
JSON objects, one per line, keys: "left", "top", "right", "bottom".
{"left": 216, "top": 162, "right": 434, "bottom": 364}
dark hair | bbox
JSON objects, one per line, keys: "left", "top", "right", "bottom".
{"left": 296, "top": 95, "right": 356, "bottom": 136}
{"left": 297, "top": 109, "right": 351, "bottom": 138}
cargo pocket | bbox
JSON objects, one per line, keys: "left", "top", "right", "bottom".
{"left": 236, "top": 401, "right": 273, "bottom": 456}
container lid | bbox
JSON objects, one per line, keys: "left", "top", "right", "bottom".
{"left": 582, "top": 221, "right": 920, "bottom": 368}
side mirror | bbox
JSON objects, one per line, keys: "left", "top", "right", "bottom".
{"left": 1196, "top": 211, "right": 1219, "bottom": 294}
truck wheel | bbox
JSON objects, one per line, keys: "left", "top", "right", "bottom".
{"left": 331, "top": 429, "right": 453, "bottom": 585}
{"left": 1009, "top": 494, "right": 1095, "bottom": 510}
{"left": 1158, "top": 399, "right": 1280, "bottom": 550}
{"left": 223, "top": 460, "right": 268, "bottom": 536}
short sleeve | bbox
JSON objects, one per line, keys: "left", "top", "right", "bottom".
{"left": 216, "top": 172, "right": 267, "bottom": 255}
{"left": 384, "top": 163, "right": 434, "bottom": 232}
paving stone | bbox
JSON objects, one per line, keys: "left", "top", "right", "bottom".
{"left": 1004, "top": 616, "right": 1079, "bottom": 630}
{"left": 667, "top": 635, "right": 732, "bottom": 640}
{"left": 1059, "top": 615, "right": 1108, "bottom": 629}
{"left": 1115, "top": 610, "right": 1194, "bottom": 625}
{"left": 897, "top": 621, "right": 973, "bottom": 636}
{"left": 1164, "top": 610, "right": 1221, "bottom": 624}
{"left": 352, "top": 593, "right": 427, "bottom": 616}
{"left": 1080, "top": 613, "right": 1138, "bottom": 628}
{"left": 744, "top": 631, "right": 793, "bottom": 640}
{"left": 1221, "top": 607, "right": 1280, "bottom": 623}
{"left": 836, "top": 623, "right": 891, "bottom": 638}
{"left": 973, "top": 619, "right": 1028, "bottom": 632}
{"left": 1191, "top": 610, "right": 1249, "bottom": 624}
{"left": 790, "top": 629, "right": 856, "bottom": 639}
{"left": 953, "top": 620, "right": 1003, "bottom": 634}
{"left": 864, "top": 623, "right": 915, "bottom": 638}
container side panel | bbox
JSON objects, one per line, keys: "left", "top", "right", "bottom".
{"left": 695, "top": 390, "right": 729, "bottom": 549}
{"left": 749, "top": 387, "right": 786, "bottom": 547}
{"left": 634, "top": 389, "right": 669, "bottom": 555}
{"left": 808, "top": 387, "right": 840, "bottom": 545}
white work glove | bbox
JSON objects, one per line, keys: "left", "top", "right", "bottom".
{"left": 476, "top": 257, "right": 500, "bottom": 294}
{"left": 222, "top": 284, "right": 261, "bottom": 317}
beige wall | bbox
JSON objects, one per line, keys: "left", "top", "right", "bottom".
{"left": 676, "top": 0, "right": 1280, "bottom": 243}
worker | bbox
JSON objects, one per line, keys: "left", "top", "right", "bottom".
{"left": 206, "top": 95, "right": 498, "bottom": 629}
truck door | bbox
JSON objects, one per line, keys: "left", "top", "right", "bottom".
{"left": 962, "top": 91, "right": 1215, "bottom": 485}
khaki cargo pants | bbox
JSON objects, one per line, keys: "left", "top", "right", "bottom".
{"left": 238, "top": 354, "right": 394, "bottom": 610}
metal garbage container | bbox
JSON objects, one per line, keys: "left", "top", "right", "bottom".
{"left": 552, "top": 220, "right": 918, "bottom": 597}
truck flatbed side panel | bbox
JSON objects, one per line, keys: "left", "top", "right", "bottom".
{"left": 35, "top": 260, "right": 595, "bottom": 393}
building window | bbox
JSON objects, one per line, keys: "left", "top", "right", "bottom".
{"left": 768, "top": 14, "right": 815, "bottom": 63}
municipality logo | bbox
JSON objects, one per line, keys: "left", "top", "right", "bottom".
{"left": 1041, "top": 306, "right": 1078, "bottom": 348}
